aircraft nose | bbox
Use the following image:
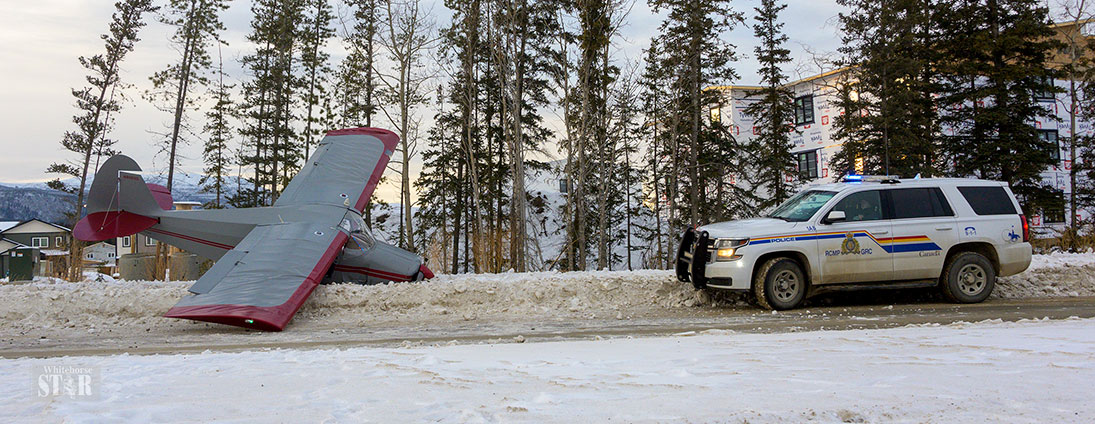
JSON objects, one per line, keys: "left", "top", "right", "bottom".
{"left": 419, "top": 263, "right": 435, "bottom": 279}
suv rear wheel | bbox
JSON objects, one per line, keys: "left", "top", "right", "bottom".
{"left": 753, "top": 257, "right": 807, "bottom": 310}
{"left": 940, "top": 251, "right": 996, "bottom": 303}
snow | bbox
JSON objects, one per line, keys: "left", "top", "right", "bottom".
{"left": 1025, "top": 249, "right": 1095, "bottom": 271}
{"left": 1, "top": 317, "right": 1092, "bottom": 422}
{"left": 0, "top": 270, "right": 712, "bottom": 336}
{"left": 995, "top": 251, "right": 1095, "bottom": 298}
{"left": 1, "top": 253, "right": 1094, "bottom": 337}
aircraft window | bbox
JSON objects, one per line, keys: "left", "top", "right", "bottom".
{"left": 339, "top": 213, "right": 366, "bottom": 234}
{"left": 340, "top": 212, "right": 376, "bottom": 250}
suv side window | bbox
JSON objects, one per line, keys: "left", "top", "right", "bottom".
{"left": 889, "top": 188, "right": 954, "bottom": 219}
{"left": 957, "top": 186, "right": 1017, "bottom": 215}
{"left": 831, "top": 190, "right": 884, "bottom": 222}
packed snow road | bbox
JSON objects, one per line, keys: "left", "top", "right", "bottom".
{"left": 2, "top": 318, "right": 1093, "bottom": 423}
{"left": 2, "top": 252, "right": 1094, "bottom": 358}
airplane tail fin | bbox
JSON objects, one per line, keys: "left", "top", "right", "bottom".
{"left": 74, "top": 155, "right": 173, "bottom": 242}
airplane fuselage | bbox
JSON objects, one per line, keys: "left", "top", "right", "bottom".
{"left": 144, "top": 205, "right": 427, "bottom": 284}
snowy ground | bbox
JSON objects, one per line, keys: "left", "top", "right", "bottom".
{"left": 2, "top": 252, "right": 1094, "bottom": 339}
{"left": 1, "top": 317, "right": 1093, "bottom": 423}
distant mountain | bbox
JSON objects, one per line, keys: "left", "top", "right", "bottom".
{"left": 0, "top": 183, "right": 76, "bottom": 224}
{"left": 0, "top": 170, "right": 236, "bottom": 224}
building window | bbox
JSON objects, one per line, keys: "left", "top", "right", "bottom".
{"left": 1039, "top": 129, "right": 1060, "bottom": 161}
{"left": 797, "top": 150, "right": 819, "bottom": 180}
{"left": 1044, "top": 190, "right": 1066, "bottom": 224}
{"left": 55, "top": 236, "right": 63, "bottom": 247}
{"left": 122, "top": 236, "right": 131, "bottom": 248}
{"left": 710, "top": 106, "right": 721, "bottom": 123}
{"left": 145, "top": 236, "right": 157, "bottom": 246}
{"left": 31, "top": 237, "right": 48, "bottom": 248}
{"left": 1044, "top": 208, "right": 1066, "bottom": 224}
{"left": 1034, "top": 75, "right": 1055, "bottom": 102}
{"left": 86, "top": 253, "right": 93, "bottom": 259}
{"left": 108, "top": 252, "right": 115, "bottom": 258}
{"left": 793, "top": 95, "right": 815, "bottom": 125}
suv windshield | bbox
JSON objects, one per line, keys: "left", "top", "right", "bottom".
{"left": 766, "top": 190, "right": 837, "bottom": 222}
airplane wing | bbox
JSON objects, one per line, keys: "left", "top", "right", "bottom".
{"left": 164, "top": 217, "right": 347, "bottom": 331}
{"left": 274, "top": 127, "right": 399, "bottom": 213}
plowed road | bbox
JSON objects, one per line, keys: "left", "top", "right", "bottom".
{"left": 4, "top": 297, "right": 1093, "bottom": 358}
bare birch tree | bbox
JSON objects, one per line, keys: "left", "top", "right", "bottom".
{"left": 376, "top": 0, "right": 438, "bottom": 250}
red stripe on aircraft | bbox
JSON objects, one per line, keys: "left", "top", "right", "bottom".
{"left": 331, "top": 264, "right": 413, "bottom": 282}
{"left": 146, "top": 228, "right": 235, "bottom": 250}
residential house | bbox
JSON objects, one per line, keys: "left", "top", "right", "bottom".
{"left": 82, "top": 241, "right": 117, "bottom": 272}
{"left": 0, "top": 219, "right": 71, "bottom": 278}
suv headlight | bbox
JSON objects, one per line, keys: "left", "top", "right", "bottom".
{"left": 713, "top": 238, "right": 749, "bottom": 261}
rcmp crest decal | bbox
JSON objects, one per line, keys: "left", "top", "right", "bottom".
{"left": 841, "top": 232, "right": 860, "bottom": 254}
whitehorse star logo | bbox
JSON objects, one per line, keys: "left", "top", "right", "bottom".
{"left": 34, "top": 364, "right": 100, "bottom": 400}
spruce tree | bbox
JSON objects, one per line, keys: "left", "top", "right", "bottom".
{"left": 649, "top": 0, "right": 743, "bottom": 227}
{"left": 147, "top": 0, "right": 229, "bottom": 193}
{"left": 742, "top": 0, "right": 796, "bottom": 210}
{"left": 200, "top": 49, "right": 235, "bottom": 209}
{"left": 637, "top": 39, "right": 671, "bottom": 269}
{"left": 936, "top": 0, "right": 1063, "bottom": 211}
{"left": 238, "top": 0, "right": 306, "bottom": 205}
{"left": 299, "top": 0, "right": 335, "bottom": 160}
{"left": 832, "top": 0, "right": 940, "bottom": 178}
{"left": 46, "top": 0, "right": 157, "bottom": 280}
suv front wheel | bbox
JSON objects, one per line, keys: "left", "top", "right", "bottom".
{"left": 940, "top": 251, "right": 996, "bottom": 303}
{"left": 753, "top": 257, "right": 807, "bottom": 310}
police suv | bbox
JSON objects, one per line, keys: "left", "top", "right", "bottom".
{"left": 676, "top": 176, "right": 1033, "bottom": 310}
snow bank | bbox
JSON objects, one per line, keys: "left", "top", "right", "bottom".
{"left": 300, "top": 269, "right": 727, "bottom": 322}
{"left": 0, "top": 253, "right": 1092, "bottom": 334}
{"left": 0, "top": 270, "right": 721, "bottom": 334}
{"left": 995, "top": 251, "right": 1095, "bottom": 298}
{"left": 2, "top": 317, "right": 1092, "bottom": 423}
{"left": 0, "top": 280, "right": 189, "bottom": 331}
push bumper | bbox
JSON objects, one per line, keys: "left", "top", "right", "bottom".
{"left": 676, "top": 228, "right": 710, "bottom": 289}
{"left": 676, "top": 228, "right": 753, "bottom": 291}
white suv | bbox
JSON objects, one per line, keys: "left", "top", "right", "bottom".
{"left": 676, "top": 177, "right": 1033, "bottom": 309}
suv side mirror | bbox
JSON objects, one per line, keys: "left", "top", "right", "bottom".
{"left": 825, "top": 210, "right": 846, "bottom": 223}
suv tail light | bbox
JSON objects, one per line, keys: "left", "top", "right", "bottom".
{"left": 1020, "top": 215, "right": 1030, "bottom": 242}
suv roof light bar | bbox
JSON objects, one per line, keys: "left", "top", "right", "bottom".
{"left": 841, "top": 172, "right": 902, "bottom": 184}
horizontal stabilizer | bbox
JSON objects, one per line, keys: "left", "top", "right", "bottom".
{"left": 73, "top": 210, "right": 158, "bottom": 242}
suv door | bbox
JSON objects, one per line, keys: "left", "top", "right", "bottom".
{"left": 817, "top": 189, "right": 894, "bottom": 283}
{"left": 885, "top": 188, "right": 955, "bottom": 280}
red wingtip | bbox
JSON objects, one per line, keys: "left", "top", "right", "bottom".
{"left": 164, "top": 306, "right": 286, "bottom": 332}
{"left": 419, "top": 264, "right": 435, "bottom": 279}
{"left": 73, "top": 211, "right": 158, "bottom": 242}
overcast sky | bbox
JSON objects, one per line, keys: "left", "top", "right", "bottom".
{"left": 0, "top": 0, "right": 848, "bottom": 202}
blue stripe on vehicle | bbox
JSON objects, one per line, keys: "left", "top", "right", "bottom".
{"left": 887, "top": 242, "right": 942, "bottom": 253}
{"left": 747, "top": 232, "right": 941, "bottom": 254}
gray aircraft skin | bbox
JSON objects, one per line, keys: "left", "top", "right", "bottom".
{"left": 74, "top": 127, "right": 433, "bottom": 331}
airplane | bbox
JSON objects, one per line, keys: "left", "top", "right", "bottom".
{"left": 73, "top": 127, "right": 434, "bottom": 331}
